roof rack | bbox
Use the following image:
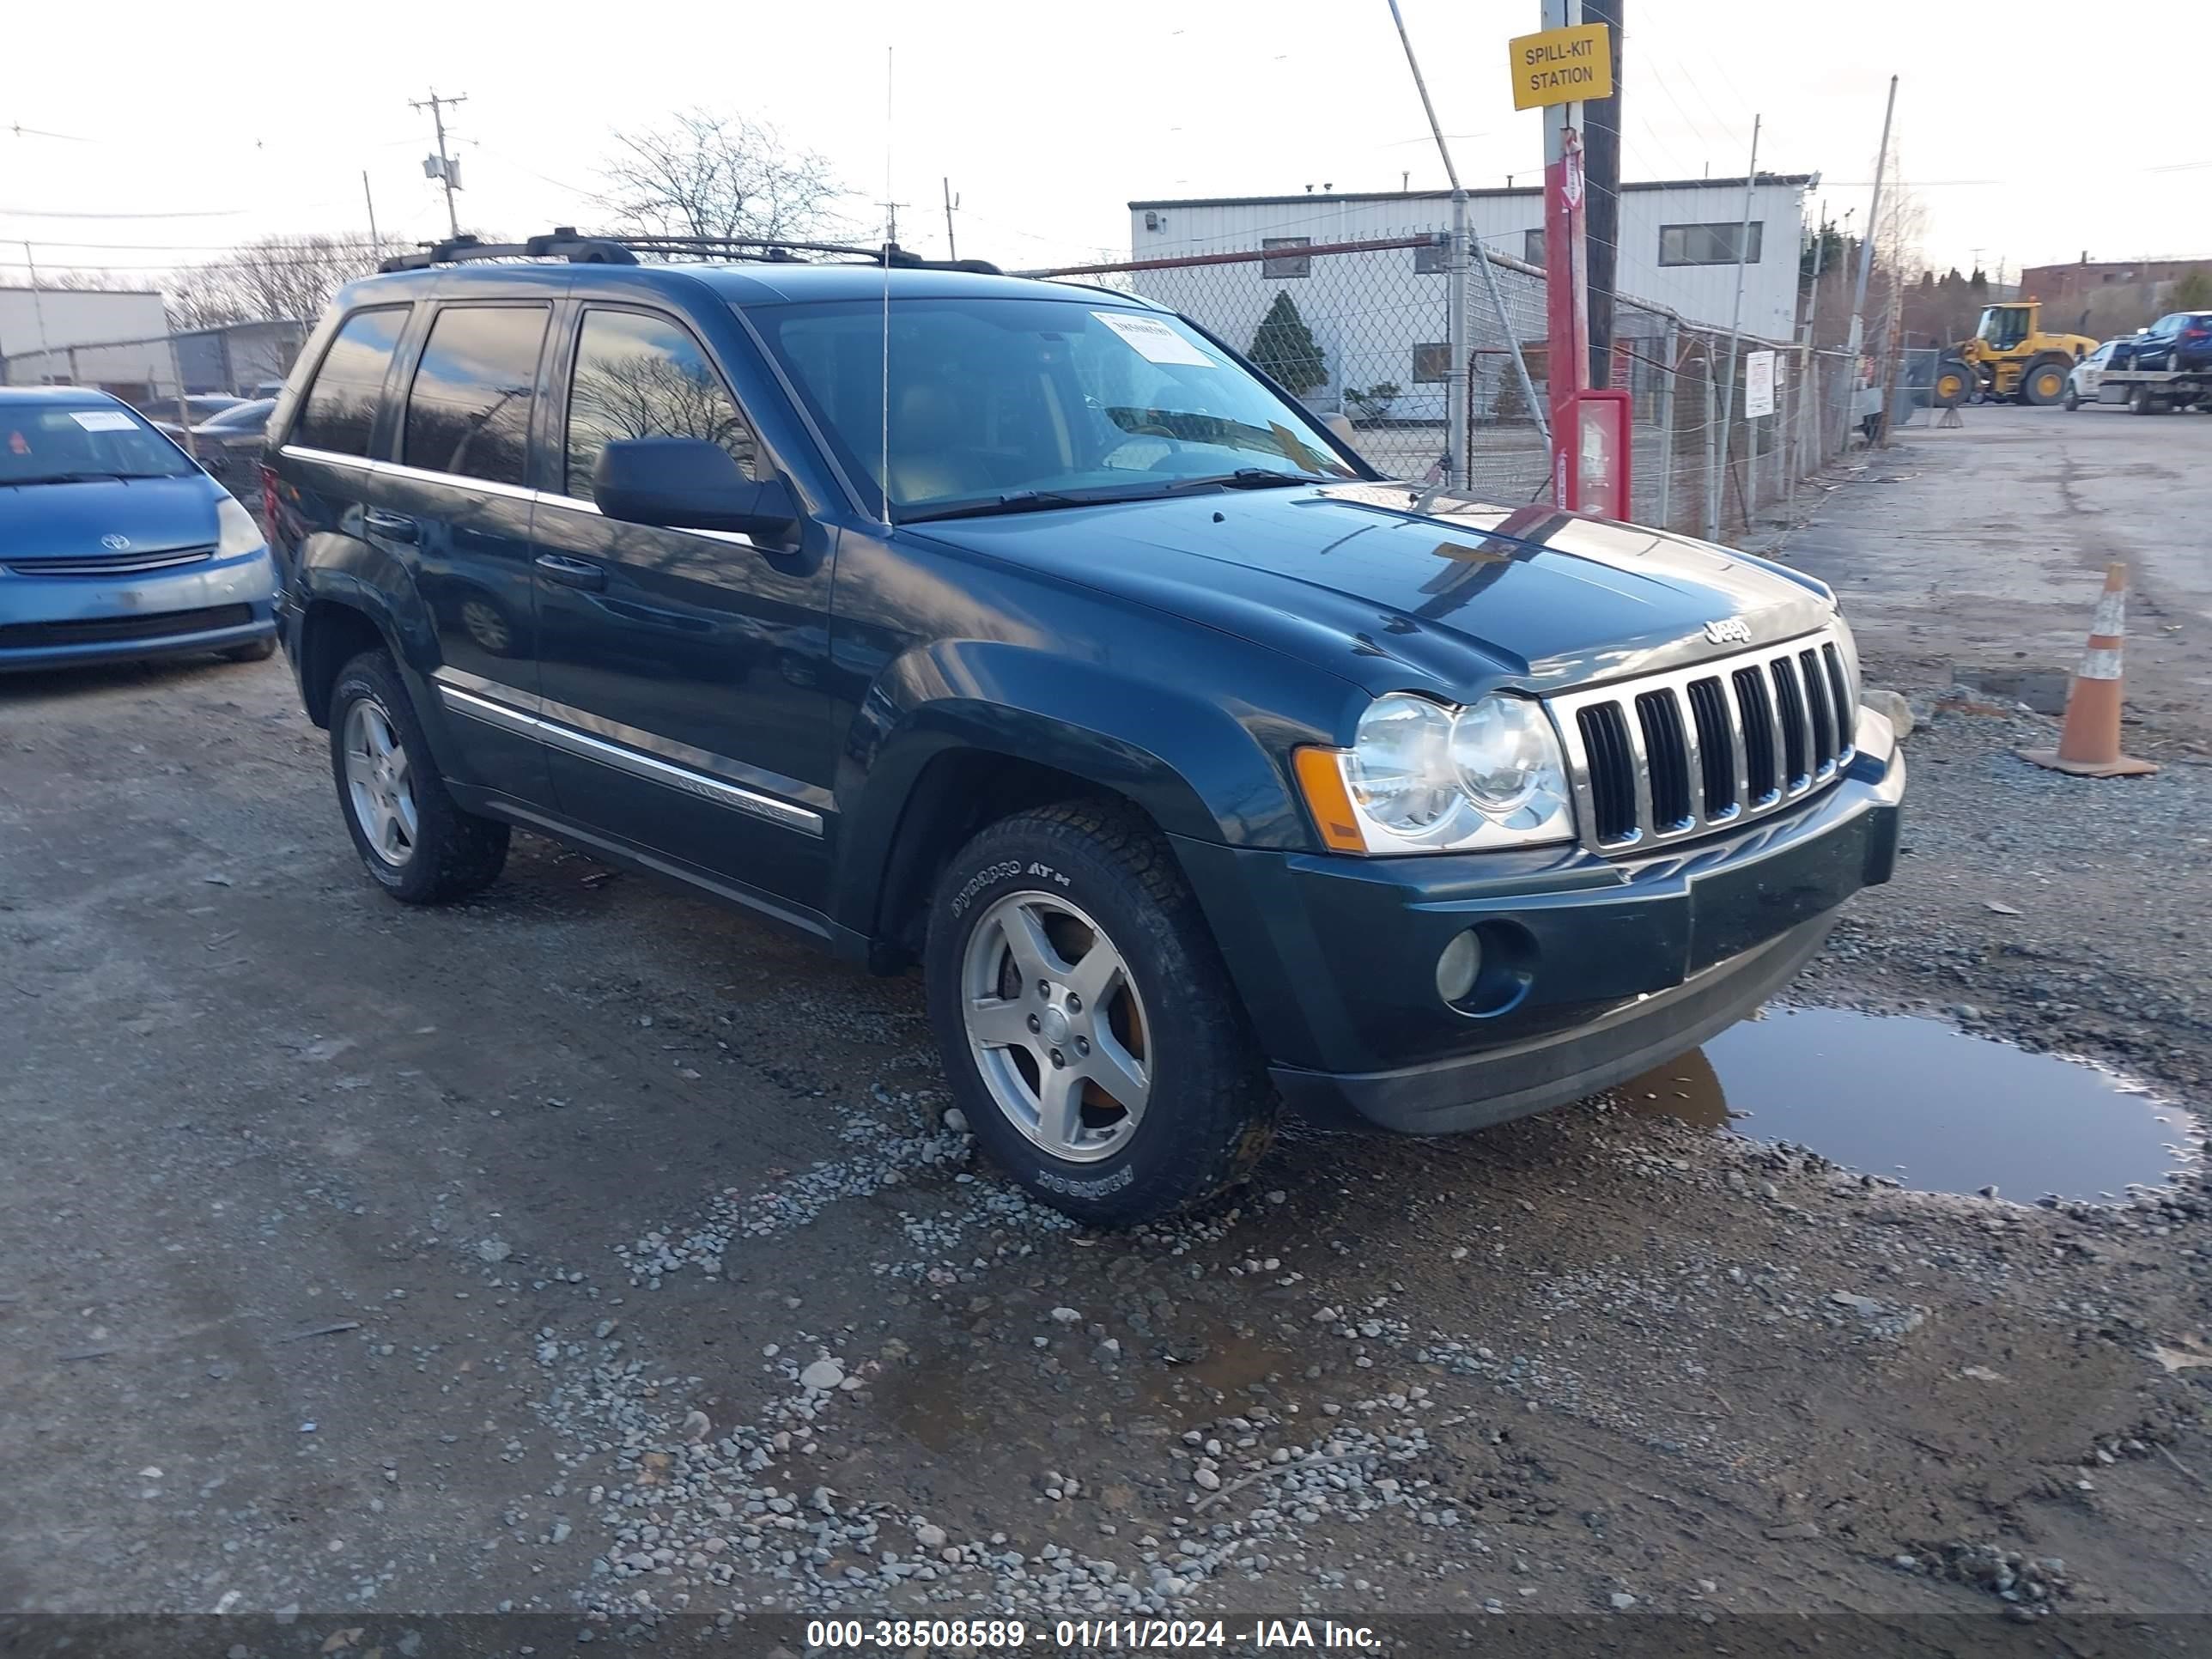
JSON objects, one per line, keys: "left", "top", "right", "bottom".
{"left": 377, "top": 227, "right": 1000, "bottom": 276}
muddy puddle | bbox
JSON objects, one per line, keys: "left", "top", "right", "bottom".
{"left": 1615, "top": 1006, "right": 2198, "bottom": 1200}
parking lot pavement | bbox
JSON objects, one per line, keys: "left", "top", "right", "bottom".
{"left": 7, "top": 414, "right": 2212, "bottom": 1630}
{"left": 1784, "top": 401, "right": 2212, "bottom": 751}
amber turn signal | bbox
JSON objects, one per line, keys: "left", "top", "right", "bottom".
{"left": 1293, "top": 746, "right": 1367, "bottom": 853}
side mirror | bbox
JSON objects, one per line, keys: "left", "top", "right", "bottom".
{"left": 592, "top": 437, "right": 798, "bottom": 541}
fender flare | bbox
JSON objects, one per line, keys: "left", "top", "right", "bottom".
{"left": 290, "top": 548, "right": 443, "bottom": 747}
{"left": 831, "top": 640, "right": 1334, "bottom": 939}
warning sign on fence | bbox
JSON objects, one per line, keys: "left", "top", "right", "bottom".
{"left": 1744, "top": 350, "right": 1777, "bottom": 419}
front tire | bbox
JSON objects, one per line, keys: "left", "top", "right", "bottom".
{"left": 328, "top": 648, "right": 508, "bottom": 904}
{"left": 1931, "top": 359, "right": 1974, "bottom": 408}
{"left": 925, "top": 801, "right": 1276, "bottom": 1226}
{"left": 2062, "top": 386, "right": 2081, "bottom": 412}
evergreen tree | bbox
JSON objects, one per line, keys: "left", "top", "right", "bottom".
{"left": 2170, "top": 267, "right": 2212, "bottom": 312}
{"left": 1249, "top": 291, "right": 1328, "bottom": 394}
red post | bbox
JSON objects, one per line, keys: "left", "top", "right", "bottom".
{"left": 1544, "top": 129, "right": 1591, "bottom": 506}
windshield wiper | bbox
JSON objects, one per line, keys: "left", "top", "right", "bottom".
{"left": 0, "top": 471, "right": 131, "bottom": 486}
{"left": 1158, "top": 468, "right": 1326, "bottom": 494}
{"left": 902, "top": 489, "right": 1113, "bottom": 525}
{"left": 902, "top": 471, "right": 1327, "bottom": 525}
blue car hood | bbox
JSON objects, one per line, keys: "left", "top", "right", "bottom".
{"left": 908, "top": 482, "right": 1838, "bottom": 702}
{"left": 1, "top": 473, "right": 223, "bottom": 560}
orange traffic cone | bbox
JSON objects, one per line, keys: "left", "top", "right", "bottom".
{"left": 2016, "top": 562, "right": 2159, "bottom": 778}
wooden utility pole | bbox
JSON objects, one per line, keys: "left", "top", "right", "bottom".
{"left": 941, "top": 178, "right": 959, "bottom": 262}
{"left": 410, "top": 88, "right": 467, "bottom": 240}
{"left": 1582, "top": 0, "right": 1622, "bottom": 388}
{"left": 362, "top": 170, "right": 383, "bottom": 264}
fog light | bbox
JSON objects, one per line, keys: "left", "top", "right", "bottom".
{"left": 1435, "top": 929, "right": 1483, "bottom": 1005}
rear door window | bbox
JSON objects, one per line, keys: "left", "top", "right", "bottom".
{"left": 563, "top": 308, "right": 757, "bottom": 502}
{"left": 294, "top": 307, "right": 409, "bottom": 458}
{"left": 404, "top": 305, "right": 550, "bottom": 487}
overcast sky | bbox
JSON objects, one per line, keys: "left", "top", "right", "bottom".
{"left": 5, "top": 0, "right": 2203, "bottom": 301}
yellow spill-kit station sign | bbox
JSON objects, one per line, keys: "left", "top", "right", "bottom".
{"left": 1509, "top": 22, "right": 1613, "bottom": 110}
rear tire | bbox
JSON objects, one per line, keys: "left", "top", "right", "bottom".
{"left": 2130, "top": 386, "right": 2159, "bottom": 416}
{"left": 2021, "top": 356, "right": 2070, "bottom": 406}
{"left": 924, "top": 800, "right": 1276, "bottom": 1227}
{"left": 328, "top": 648, "right": 508, "bottom": 904}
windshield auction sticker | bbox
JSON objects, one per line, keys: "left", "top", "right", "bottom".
{"left": 70, "top": 410, "right": 138, "bottom": 432}
{"left": 1092, "top": 311, "right": 1218, "bottom": 368}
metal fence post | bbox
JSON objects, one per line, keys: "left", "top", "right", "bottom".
{"left": 1446, "top": 192, "right": 1469, "bottom": 489}
{"left": 1702, "top": 356, "right": 1720, "bottom": 543}
{"left": 1655, "top": 318, "right": 1678, "bottom": 532}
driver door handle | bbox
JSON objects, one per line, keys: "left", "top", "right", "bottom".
{"left": 363, "top": 508, "right": 418, "bottom": 543}
{"left": 535, "top": 553, "right": 605, "bottom": 590}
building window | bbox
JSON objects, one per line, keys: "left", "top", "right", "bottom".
{"left": 1261, "top": 237, "right": 1311, "bottom": 280}
{"left": 1659, "top": 222, "right": 1764, "bottom": 266}
{"left": 1413, "top": 240, "right": 1448, "bottom": 275}
{"left": 1412, "top": 343, "right": 1451, "bottom": 384}
{"left": 1522, "top": 229, "right": 1547, "bottom": 268}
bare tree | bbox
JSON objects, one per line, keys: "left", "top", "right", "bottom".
{"left": 594, "top": 110, "right": 844, "bottom": 244}
{"left": 31, "top": 269, "right": 155, "bottom": 293}
{"left": 167, "top": 234, "right": 383, "bottom": 331}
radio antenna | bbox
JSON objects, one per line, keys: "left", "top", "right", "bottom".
{"left": 879, "top": 44, "right": 894, "bottom": 528}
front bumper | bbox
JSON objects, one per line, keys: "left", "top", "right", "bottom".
{"left": 1177, "top": 710, "right": 1905, "bottom": 1134}
{"left": 0, "top": 550, "right": 277, "bottom": 672}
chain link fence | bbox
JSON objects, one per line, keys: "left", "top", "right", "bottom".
{"left": 1030, "top": 236, "right": 1868, "bottom": 544}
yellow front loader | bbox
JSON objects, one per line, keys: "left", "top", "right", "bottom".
{"left": 1931, "top": 301, "right": 2099, "bottom": 407}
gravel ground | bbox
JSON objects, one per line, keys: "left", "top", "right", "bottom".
{"left": 5, "top": 406, "right": 2212, "bottom": 1643}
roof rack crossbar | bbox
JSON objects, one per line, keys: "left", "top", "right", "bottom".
{"left": 377, "top": 228, "right": 1000, "bottom": 276}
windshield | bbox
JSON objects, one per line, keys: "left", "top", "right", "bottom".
{"left": 199, "top": 399, "right": 274, "bottom": 431}
{"left": 748, "top": 295, "right": 1358, "bottom": 521}
{"left": 0, "top": 402, "right": 197, "bottom": 484}
{"left": 1976, "top": 307, "right": 2030, "bottom": 349}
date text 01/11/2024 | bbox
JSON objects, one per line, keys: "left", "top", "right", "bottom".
{"left": 803, "top": 1619, "right": 1381, "bottom": 1649}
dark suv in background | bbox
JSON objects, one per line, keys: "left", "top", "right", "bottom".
{"left": 2128, "top": 312, "right": 2212, "bottom": 373}
{"left": 264, "top": 230, "right": 1904, "bottom": 1225}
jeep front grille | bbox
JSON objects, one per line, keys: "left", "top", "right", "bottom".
{"left": 1548, "top": 626, "right": 1857, "bottom": 854}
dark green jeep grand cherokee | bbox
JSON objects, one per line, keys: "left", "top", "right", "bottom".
{"left": 264, "top": 232, "right": 1903, "bottom": 1226}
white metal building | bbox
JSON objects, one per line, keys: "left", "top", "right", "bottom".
{"left": 1121, "top": 177, "right": 1809, "bottom": 419}
{"left": 0, "top": 287, "right": 173, "bottom": 389}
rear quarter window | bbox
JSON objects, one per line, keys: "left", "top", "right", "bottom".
{"left": 404, "top": 304, "right": 550, "bottom": 487}
{"left": 293, "top": 307, "right": 410, "bottom": 458}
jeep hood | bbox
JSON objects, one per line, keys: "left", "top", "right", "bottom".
{"left": 906, "top": 482, "right": 1838, "bottom": 702}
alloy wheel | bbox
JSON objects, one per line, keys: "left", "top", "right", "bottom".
{"left": 342, "top": 697, "right": 419, "bottom": 867}
{"left": 960, "top": 890, "right": 1152, "bottom": 1162}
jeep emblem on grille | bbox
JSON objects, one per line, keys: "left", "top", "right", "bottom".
{"left": 100, "top": 534, "right": 132, "bottom": 551}
{"left": 1703, "top": 617, "right": 1752, "bottom": 645}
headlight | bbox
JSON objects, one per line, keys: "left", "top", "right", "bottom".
{"left": 1450, "top": 696, "right": 1554, "bottom": 813}
{"left": 216, "top": 495, "right": 264, "bottom": 557}
{"left": 1299, "top": 692, "right": 1576, "bottom": 854}
{"left": 1832, "top": 610, "right": 1862, "bottom": 714}
{"left": 1346, "top": 694, "right": 1458, "bottom": 833}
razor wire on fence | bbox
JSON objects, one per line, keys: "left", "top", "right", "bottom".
{"left": 1028, "top": 235, "right": 1869, "bottom": 544}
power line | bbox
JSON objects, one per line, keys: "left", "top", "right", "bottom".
{"left": 0, "top": 205, "right": 249, "bottom": 220}
{"left": 6, "top": 122, "right": 93, "bottom": 143}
